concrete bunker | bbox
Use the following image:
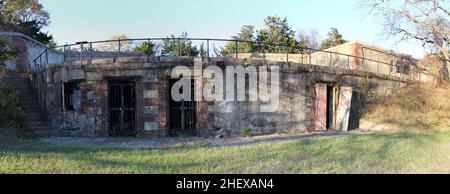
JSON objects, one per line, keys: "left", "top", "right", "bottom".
{"left": 28, "top": 56, "right": 409, "bottom": 138}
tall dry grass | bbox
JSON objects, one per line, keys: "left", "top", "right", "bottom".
{"left": 363, "top": 83, "right": 450, "bottom": 132}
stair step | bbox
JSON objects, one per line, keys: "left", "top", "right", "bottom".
{"left": 21, "top": 108, "right": 42, "bottom": 112}
{"left": 6, "top": 72, "right": 53, "bottom": 137}
{"left": 20, "top": 101, "right": 40, "bottom": 105}
{"left": 33, "top": 131, "right": 56, "bottom": 137}
{"left": 20, "top": 103, "right": 40, "bottom": 106}
{"left": 24, "top": 114, "right": 45, "bottom": 118}
{"left": 30, "top": 127, "right": 48, "bottom": 130}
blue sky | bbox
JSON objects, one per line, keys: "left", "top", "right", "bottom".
{"left": 40, "top": 0, "right": 426, "bottom": 57}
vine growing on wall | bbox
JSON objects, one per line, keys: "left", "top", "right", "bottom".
{"left": 356, "top": 76, "right": 376, "bottom": 104}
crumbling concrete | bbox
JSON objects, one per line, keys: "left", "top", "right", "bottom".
{"left": 32, "top": 56, "right": 408, "bottom": 138}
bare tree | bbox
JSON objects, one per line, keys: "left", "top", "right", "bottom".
{"left": 298, "top": 30, "right": 321, "bottom": 50}
{"left": 96, "top": 34, "right": 133, "bottom": 52}
{"left": 363, "top": 0, "right": 450, "bottom": 86}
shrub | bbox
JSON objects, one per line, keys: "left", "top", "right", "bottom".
{"left": 243, "top": 127, "right": 252, "bottom": 137}
{"left": 0, "top": 76, "right": 24, "bottom": 127}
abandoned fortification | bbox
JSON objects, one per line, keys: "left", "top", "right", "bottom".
{"left": 1, "top": 31, "right": 432, "bottom": 138}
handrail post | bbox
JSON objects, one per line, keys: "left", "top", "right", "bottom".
{"left": 347, "top": 55, "right": 350, "bottom": 69}
{"left": 63, "top": 45, "right": 66, "bottom": 63}
{"left": 45, "top": 50, "right": 49, "bottom": 66}
{"left": 376, "top": 62, "right": 379, "bottom": 74}
{"left": 262, "top": 44, "right": 266, "bottom": 62}
{"left": 419, "top": 70, "right": 421, "bottom": 82}
{"left": 118, "top": 40, "right": 121, "bottom": 58}
{"left": 309, "top": 52, "right": 311, "bottom": 65}
{"left": 235, "top": 40, "right": 238, "bottom": 59}
{"left": 147, "top": 39, "right": 151, "bottom": 62}
{"left": 286, "top": 45, "right": 289, "bottom": 63}
{"left": 301, "top": 50, "right": 303, "bottom": 64}
{"left": 206, "top": 39, "right": 210, "bottom": 59}
{"left": 178, "top": 37, "right": 181, "bottom": 56}
{"left": 329, "top": 52, "right": 332, "bottom": 67}
{"left": 80, "top": 44, "right": 83, "bottom": 66}
{"left": 90, "top": 42, "right": 94, "bottom": 63}
{"left": 389, "top": 65, "right": 391, "bottom": 76}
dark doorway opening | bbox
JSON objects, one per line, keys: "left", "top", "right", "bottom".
{"left": 62, "top": 82, "right": 81, "bottom": 111}
{"left": 326, "top": 85, "right": 335, "bottom": 130}
{"left": 168, "top": 78, "right": 196, "bottom": 136}
{"left": 108, "top": 81, "right": 136, "bottom": 136}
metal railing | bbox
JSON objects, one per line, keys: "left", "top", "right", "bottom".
{"left": 26, "top": 37, "right": 434, "bottom": 82}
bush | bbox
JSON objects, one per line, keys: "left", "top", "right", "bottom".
{"left": 0, "top": 76, "right": 24, "bottom": 127}
{"left": 243, "top": 127, "right": 252, "bottom": 137}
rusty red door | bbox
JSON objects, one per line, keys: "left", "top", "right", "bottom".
{"left": 315, "top": 83, "right": 327, "bottom": 131}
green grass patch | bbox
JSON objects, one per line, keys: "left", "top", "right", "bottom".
{"left": 2, "top": 131, "right": 450, "bottom": 174}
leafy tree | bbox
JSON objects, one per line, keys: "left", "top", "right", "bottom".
{"left": 199, "top": 43, "right": 206, "bottom": 58}
{"left": 363, "top": 0, "right": 449, "bottom": 86}
{"left": 0, "top": 0, "right": 54, "bottom": 45}
{"left": 221, "top": 25, "right": 255, "bottom": 55}
{"left": 161, "top": 32, "right": 198, "bottom": 56}
{"left": 320, "top": 28, "right": 348, "bottom": 50}
{"left": 16, "top": 20, "right": 55, "bottom": 46}
{"left": 134, "top": 41, "right": 158, "bottom": 56}
{"left": 222, "top": 16, "right": 301, "bottom": 55}
{"left": 256, "top": 16, "right": 299, "bottom": 53}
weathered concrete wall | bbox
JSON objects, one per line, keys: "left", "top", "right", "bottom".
{"left": 33, "top": 56, "right": 408, "bottom": 138}
{"left": 208, "top": 60, "right": 407, "bottom": 137}
{"left": 0, "top": 31, "right": 63, "bottom": 72}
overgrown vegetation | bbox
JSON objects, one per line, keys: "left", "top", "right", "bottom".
{"left": 0, "top": 78, "right": 28, "bottom": 138}
{"left": 363, "top": 83, "right": 450, "bottom": 132}
{"left": 133, "top": 41, "right": 159, "bottom": 56}
{"left": 0, "top": 75, "right": 25, "bottom": 131}
{"left": 0, "top": 38, "right": 26, "bottom": 137}
{"left": 242, "top": 127, "right": 252, "bottom": 137}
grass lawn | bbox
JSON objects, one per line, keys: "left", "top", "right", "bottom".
{"left": 2, "top": 131, "right": 450, "bottom": 174}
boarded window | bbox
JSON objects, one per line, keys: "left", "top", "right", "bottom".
{"left": 62, "top": 82, "right": 81, "bottom": 111}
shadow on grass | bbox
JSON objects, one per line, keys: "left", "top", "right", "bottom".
{"left": 0, "top": 137, "right": 209, "bottom": 173}
{"left": 1, "top": 131, "right": 448, "bottom": 173}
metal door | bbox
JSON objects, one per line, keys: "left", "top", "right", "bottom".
{"left": 315, "top": 83, "right": 327, "bottom": 131}
{"left": 109, "top": 81, "right": 136, "bottom": 136}
{"left": 168, "top": 79, "right": 196, "bottom": 134}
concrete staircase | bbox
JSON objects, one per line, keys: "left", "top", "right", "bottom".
{"left": 4, "top": 72, "right": 52, "bottom": 137}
